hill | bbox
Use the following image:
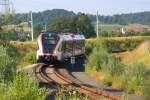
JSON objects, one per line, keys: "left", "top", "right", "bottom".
{"left": 0, "top": 9, "right": 76, "bottom": 25}
{"left": 1, "top": 9, "right": 150, "bottom": 26}
{"left": 90, "top": 11, "right": 150, "bottom": 25}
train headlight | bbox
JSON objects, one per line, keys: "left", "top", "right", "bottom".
{"left": 53, "top": 51, "right": 57, "bottom": 55}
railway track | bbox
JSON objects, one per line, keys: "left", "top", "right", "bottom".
{"left": 35, "top": 63, "right": 120, "bottom": 100}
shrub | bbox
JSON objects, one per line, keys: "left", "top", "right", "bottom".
{"left": 87, "top": 38, "right": 124, "bottom": 76}
{"left": 23, "top": 51, "right": 37, "bottom": 64}
{"left": 87, "top": 39, "right": 110, "bottom": 71}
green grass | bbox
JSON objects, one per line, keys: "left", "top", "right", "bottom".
{"left": 98, "top": 24, "right": 124, "bottom": 32}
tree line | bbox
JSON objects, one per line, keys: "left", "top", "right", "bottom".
{"left": 1, "top": 9, "right": 150, "bottom": 26}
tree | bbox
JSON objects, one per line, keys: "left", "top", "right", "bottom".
{"left": 76, "top": 14, "right": 95, "bottom": 37}
{"left": 48, "top": 14, "right": 95, "bottom": 38}
{"left": 0, "top": 25, "right": 2, "bottom": 31}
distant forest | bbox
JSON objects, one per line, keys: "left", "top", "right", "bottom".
{"left": 1, "top": 9, "right": 150, "bottom": 25}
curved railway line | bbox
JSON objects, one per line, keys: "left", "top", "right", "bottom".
{"left": 35, "top": 63, "right": 120, "bottom": 100}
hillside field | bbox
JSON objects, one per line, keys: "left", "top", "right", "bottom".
{"left": 99, "top": 24, "right": 124, "bottom": 32}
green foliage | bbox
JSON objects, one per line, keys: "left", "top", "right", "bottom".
{"left": 23, "top": 51, "right": 37, "bottom": 64}
{"left": 0, "top": 30, "right": 18, "bottom": 41}
{"left": 48, "top": 14, "right": 95, "bottom": 38}
{"left": 141, "top": 77, "right": 150, "bottom": 100}
{"left": 105, "top": 37, "right": 150, "bottom": 52}
{"left": 99, "top": 24, "right": 123, "bottom": 33}
{"left": 0, "top": 85, "right": 8, "bottom": 100}
{"left": 87, "top": 38, "right": 124, "bottom": 77}
{"left": 0, "top": 74, "right": 47, "bottom": 100}
{"left": 0, "top": 9, "right": 75, "bottom": 26}
{"left": 0, "top": 25, "right": 2, "bottom": 30}
{"left": 106, "top": 58, "right": 124, "bottom": 76}
{"left": 0, "top": 45, "right": 16, "bottom": 83}
{"left": 1, "top": 9, "right": 150, "bottom": 26}
{"left": 122, "top": 62, "right": 148, "bottom": 93}
{"left": 87, "top": 39, "right": 109, "bottom": 70}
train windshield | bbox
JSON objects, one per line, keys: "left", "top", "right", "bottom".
{"left": 42, "top": 34, "right": 57, "bottom": 53}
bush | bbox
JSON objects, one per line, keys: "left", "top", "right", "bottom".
{"left": 23, "top": 51, "right": 37, "bottom": 64}
{"left": 0, "top": 45, "right": 16, "bottom": 83}
{"left": 87, "top": 38, "right": 110, "bottom": 71}
{"left": 87, "top": 38, "right": 124, "bottom": 76}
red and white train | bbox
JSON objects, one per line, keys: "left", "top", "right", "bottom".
{"left": 37, "top": 32, "right": 85, "bottom": 62}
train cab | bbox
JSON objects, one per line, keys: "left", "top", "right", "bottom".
{"left": 37, "top": 32, "right": 85, "bottom": 63}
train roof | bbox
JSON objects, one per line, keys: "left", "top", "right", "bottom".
{"left": 40, "top": 32, "right": 85, "bottom": 41}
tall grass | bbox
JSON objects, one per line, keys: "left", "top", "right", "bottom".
{"left": 0, "top": 45, "right": 16, "bottom": 83}
{"left": 87, "top": 38, "right": 124, "bottom": 76}
{"left": 122, "top": 62, "right": 148, "bottom": 94}
{"left": 23, "top": 51, "right": 37, "bottom": 64}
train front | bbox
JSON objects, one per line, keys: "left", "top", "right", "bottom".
{"left": 36, "top": 32, "right": 59, "bottom": 63}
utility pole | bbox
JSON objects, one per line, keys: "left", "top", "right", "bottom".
{"left": 96, "top": 11, "right": 99, "bottom": 39}
{"left": 30, "top": 11, "right": 34, "bottom": 41}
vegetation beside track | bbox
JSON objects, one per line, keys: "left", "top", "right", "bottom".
{"left": 0, "top": 43, "right": 47, "bottom": 100}
{"left": 0, "top": 42, "right": 89, "bottom": 100}
{"left": 86, "top": 38, "right": 150, "bottom": 99}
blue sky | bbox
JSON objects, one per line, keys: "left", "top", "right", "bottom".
{"left": 11, "top": 0, "right": 150, "bottom": 15}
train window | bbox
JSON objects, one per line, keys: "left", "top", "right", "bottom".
{"left": 65, "top": 41, "right": 73, "bottom": 56}
{"left": 42, "top": 35, "right": 56, "bottom": 52}
{"left": 44, "top": 36, "right": 56, "bottom": 44}
{"left": 74, "top": 40, "right": 85, "bottom": 55}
